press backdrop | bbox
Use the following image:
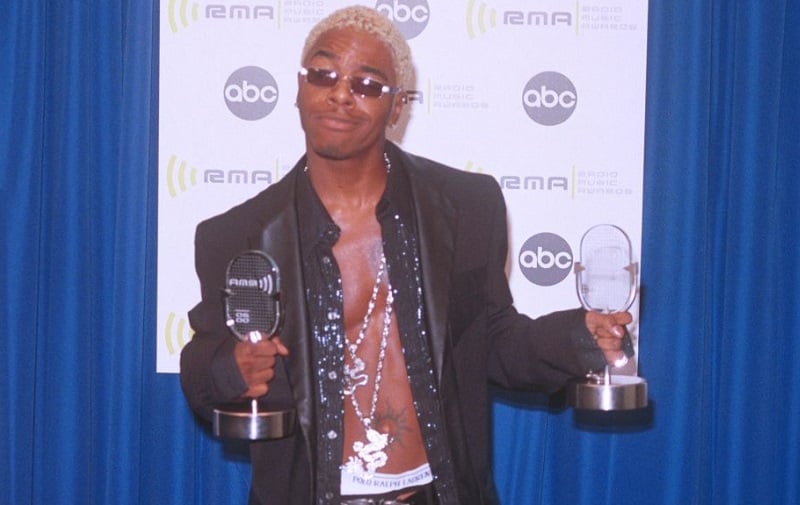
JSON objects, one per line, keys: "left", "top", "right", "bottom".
{"left": 156, "top": 0, "right": 648, "bottom": 374}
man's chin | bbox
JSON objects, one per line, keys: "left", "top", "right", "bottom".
{"left": 308, "top": 143, "right": 368, "bottom": 162}
{"left": 311, "top": 146, "right": 347, "bottom": 161}
{"left": 305, "top": 135, "right": 386, "bottom": 162}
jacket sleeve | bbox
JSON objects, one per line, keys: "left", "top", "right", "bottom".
{"left": 179, "top": 220, "right": 248, "bottom": 421}
{"left": 483, "top": 181, "right": 606, "bottom": 392}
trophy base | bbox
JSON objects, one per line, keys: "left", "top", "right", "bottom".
{"left": 213, "top": 404, "right": 296, "bottom": 440}
{"left": 569, "top": 374, "right": 648, "bottom": 411}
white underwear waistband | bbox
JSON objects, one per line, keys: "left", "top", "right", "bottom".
{"left": 340, "top": 462, "right": 433, "bottom": 496}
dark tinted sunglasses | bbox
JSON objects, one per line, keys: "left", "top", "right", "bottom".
{"left": 299, "top": 67, "right": 401, "bottom": 99}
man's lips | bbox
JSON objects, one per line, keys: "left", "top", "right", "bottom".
{"left": 313, "top": 113, "right": 361, "bottom": 131}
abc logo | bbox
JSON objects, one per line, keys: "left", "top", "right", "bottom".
{"left": 224, "top": 66, "right": 279, "bottom": 121}
{"left": 518, "top": 232, "right": 573, "bottom": 286}
{"left": 522, "top": 71, "right": 577, "bottom": 126}
{"left": 376, "top": 0, "right": 430, "bottom": 39}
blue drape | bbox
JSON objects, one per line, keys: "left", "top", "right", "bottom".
{"left": 1, "top": 2, "right": 249, "bottom": 503}
{"left": 1, "top": 1, "right": 797, "bottom": 504}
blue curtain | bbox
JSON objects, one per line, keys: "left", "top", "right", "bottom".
{"left": 1, "top": 1, "right": 797, "bottom": 504}
{"left": 2, "top": 1, "right": 248, "bottom": 503}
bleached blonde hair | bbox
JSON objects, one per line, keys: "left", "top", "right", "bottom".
{"left": 301, "top": 5, "right": 412, "bottom": 88}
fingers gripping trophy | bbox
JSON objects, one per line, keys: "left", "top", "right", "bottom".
{"left": 213, "top": 250, "right": 296, "bottom": 439}
{"left": 569, "top": 225, "right": 648, "bottom": 411}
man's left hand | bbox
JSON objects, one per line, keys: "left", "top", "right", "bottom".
{"left": 585, "top": 311, "right": 633, "bottom": 366}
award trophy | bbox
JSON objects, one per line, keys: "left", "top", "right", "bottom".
{"left": 213, "top": 250, "right": 296, "bottom": 439}
{"left": 569, "top": 224, "right": 648, "bottom": 411}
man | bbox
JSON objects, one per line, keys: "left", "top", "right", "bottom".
{"left": 180, "top": 6, "right": 630, "bottom": 505}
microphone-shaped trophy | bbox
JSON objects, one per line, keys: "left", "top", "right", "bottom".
{"left": 569, "top": 224, "right": 648, "bottom": 411}
{"left": 213, "top": 250, "right": 296, "bottom": 439}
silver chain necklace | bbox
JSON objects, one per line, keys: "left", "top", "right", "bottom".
{"left": 342, "top": 251, "right": 395, "bottom": 479}
{"left": 329, "top": 152, "right": 393, "bottom": 479}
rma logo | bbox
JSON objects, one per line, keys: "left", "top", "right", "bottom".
{"left": 504, "top": 10, "right": 571, "bottom": 27}
{"left": 204, "top": 169, "right": 275, "bottom": 185}
{"left": 205, "top": 4, "right": 274, "bottom": 20}
{"left": 499, "top": 175, "right": 568, "bottom": 191}
{"left": 166, "top": 2, "right": 275, "bottom": 33}
{"left": 466, "top": 0, "right": 573, "bottom": 38}
{"left": 228, "top": 276, "right": 273, "bottom": 292}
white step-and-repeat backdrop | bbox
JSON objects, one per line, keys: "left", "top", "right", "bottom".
{"left": 157, "top": 0, "right": 649, "bottom": 373}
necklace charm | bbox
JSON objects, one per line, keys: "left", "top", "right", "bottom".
{"left": 343, "top": 357, "right": 368, "bottom": 395}
{"left": 343, "top": 428, "right": 390, "bottom": 479}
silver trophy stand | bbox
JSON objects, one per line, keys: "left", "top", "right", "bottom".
{"left": 569, "top": 224, "right": 648, "bottom": 411}
{"left": 568, "top": 365, "right": 648, "bottom": 411}
{"left": 213, "top": 399, "right": 295, "bottom": 440}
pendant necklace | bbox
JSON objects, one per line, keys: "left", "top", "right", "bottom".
{"left": 342, "top": 252, "right": 394, "bottom": 479}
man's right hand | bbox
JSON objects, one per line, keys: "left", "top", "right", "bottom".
{"left": 233, "top": 336, "right": 289, "bottom": 398}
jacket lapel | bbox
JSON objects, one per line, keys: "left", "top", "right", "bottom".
{"left": 246, "top": 169, "right": 316, "bottom": 476}
{"left": 405, "top": 159, "right": 456, "bottom": 384}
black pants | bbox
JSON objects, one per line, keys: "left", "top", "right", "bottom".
{"left": 340, "top": 483, "right": 438, "bottom": 505}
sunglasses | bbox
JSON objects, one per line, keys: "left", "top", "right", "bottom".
{"left": 299, "top": 67, "right": 401, "bottom": 99}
